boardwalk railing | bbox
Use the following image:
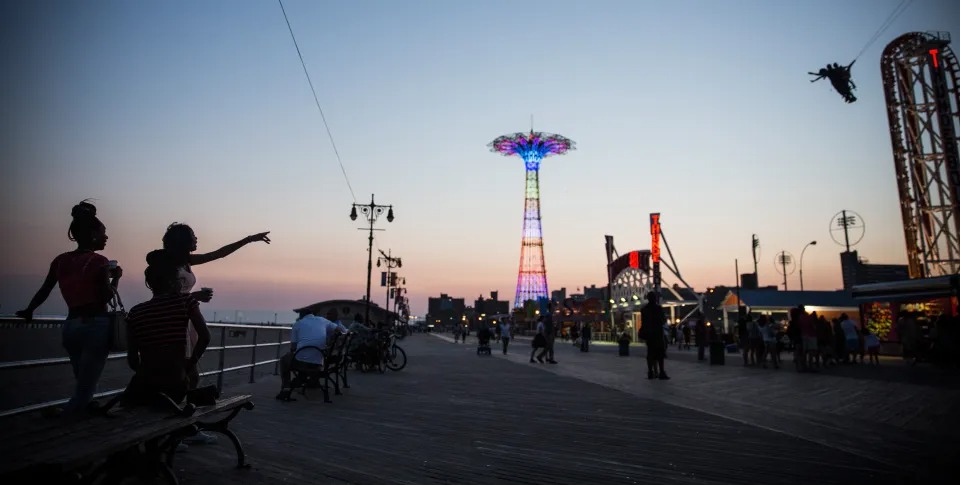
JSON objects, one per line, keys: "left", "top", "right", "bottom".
{"left": 0, "top": 319, "right": 290, "bottom": 418}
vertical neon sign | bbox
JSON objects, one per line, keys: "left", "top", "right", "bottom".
{"left": 930, "top": 48, "right": 940, "bottom": 69}
{"left": 650, "top": 213, "right": 661, "bottom": 301}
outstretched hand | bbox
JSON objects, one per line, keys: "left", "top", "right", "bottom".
{"left": 246, "top": 232, "right": 271, "bottom": 244}
{"left": 15, "top": 310, "right": 33, "bottom": 322}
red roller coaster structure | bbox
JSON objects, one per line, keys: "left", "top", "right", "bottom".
{"left": 882, "top": 31, "right": 960, "bottom": 278}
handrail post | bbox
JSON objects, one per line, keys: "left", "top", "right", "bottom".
{"left": 217, "top": 327, "right": 226, "bottom": 392}
{"left": 249, "top": 328, "right": 259, "bottom": 384}
{"left": 274, "top": 328, "right": 283, "bottom": 376}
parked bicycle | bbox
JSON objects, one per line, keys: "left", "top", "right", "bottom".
{"left": 376, "top": 328, "right": 407, "bottom": 373}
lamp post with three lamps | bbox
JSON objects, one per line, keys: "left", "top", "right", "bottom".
{"left": 800, "top": 240, "right": 817, "bottom": 291}
{"left": 377, "top": 249, "right": 402, "bottom": 328}
{"left": 350, "top": 194, "right": 394, "bottom": 326}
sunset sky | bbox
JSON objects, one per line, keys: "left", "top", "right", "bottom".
{"left": 2, "top": 0, "right": 958, "bottom": 323}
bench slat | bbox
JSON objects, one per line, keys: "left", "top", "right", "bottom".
{"left": 0, "top": 395, "right": 253, "bottom": 477}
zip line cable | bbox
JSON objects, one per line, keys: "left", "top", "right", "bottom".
{"left": 853, "top": 0, "right": 914, "bottom": 61}
{"left": 278, "top": 0, "right": 357, "bottom": 202}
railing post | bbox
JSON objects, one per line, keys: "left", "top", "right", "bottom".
{"left": 274, "top": 328, "right": 283, "bottom": 376}
{"left": 249, "top": 328, "right": 258, "bottom": 384}
{"left": 217, "top": 327, "right": 226, "bottom": 392}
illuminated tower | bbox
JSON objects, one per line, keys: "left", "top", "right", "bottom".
{"left": 882, "top": 32, "right": 960, "bottom": 277}
{"left": 489, "top": 130, "right": 575, "bottom": 307}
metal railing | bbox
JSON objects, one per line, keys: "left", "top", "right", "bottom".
{"left": 0, "top": 320, "right": 290, "bottom": 418}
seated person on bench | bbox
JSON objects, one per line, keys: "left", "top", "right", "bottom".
{"left": 124, "top": 250, "right": 210, "bottom": 406}
{"left": 276, "top": 309, "right": 346, "bottom": 400}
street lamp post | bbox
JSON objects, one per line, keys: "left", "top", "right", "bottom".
{"left": 800, "top": 240, "right": 817, "bottom": 291}
{"left": 351, "top": 194, "right": 394, "bottom": 326}
{"left": 377, "top": 249, "right": 402, "bottom": 328}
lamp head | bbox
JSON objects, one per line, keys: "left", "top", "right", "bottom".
{"left": 811, "top": 240, "right": 817, "bottom": 245}
{"left": 386, "top": 207, "right": 394, "bottom": 223}
{"left": 350, "top": 206, "right": 358, "bottom": 221}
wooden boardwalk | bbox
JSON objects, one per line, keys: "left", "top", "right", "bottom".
{"left": 159, "top": 335, "right": 958, "bottom": 484}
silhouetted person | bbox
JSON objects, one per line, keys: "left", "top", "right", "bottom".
{"left": 123, "top": 251, "right": 209, "bottom": 406}
{"left": 809, "top": 60, "right": 857, "bottom": 103}
{"left": 17, "top": 201, "right": 123, "bottom": 418}
{"left": 640, "top": 293, "right": 669, "bottom": 380}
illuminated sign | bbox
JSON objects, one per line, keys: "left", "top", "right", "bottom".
{"left": 650, "top": 213, "right": 661, "bottom": 263}
{"left": 608, "top": 250, "right": 651, "bottom": 278}
{"left": 930, "top": 48, "right": 940, "bottom": 69}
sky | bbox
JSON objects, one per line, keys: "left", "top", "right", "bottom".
{"left": 1, "top": 0, "right": 958, "bottom": 323}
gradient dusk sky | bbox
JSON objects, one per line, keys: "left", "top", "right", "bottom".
{"left": 2, "top": 0, "right": 958, "bottom": 323}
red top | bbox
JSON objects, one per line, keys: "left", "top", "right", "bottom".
{"left": 54, "top": 251, "right": 109, "bottom": 310}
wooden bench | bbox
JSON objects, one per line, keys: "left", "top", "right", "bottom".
{"left": 289, "top": 331, "right": 354, "bottom": 403}
{"left": 0, "top": 394, "right": 254, "bottom": 485}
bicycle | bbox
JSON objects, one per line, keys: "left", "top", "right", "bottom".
{"left": 374, "top": 328, "right": 407, "bottom": 372}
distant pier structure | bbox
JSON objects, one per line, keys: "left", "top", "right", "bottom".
{"left": 489, "top": 129, "right": 575, "bottom": 308}
{"left": 882, "top": 31, "right": 960, "bottom": 278}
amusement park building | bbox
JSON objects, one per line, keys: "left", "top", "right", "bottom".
{"left": 292, "top": 299, "right": 396, "bottom": 325}
{"left": 718, "top": 290, "right": 860, "bottom": 333}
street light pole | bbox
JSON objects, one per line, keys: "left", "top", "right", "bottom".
{"left": 800, "top": 240, "right": 817, "bottom": 291}
{"left": 377, "top": 249, "right": 402, "bottom": 327}
{"left": 351, "top": 194, "right": 394, "bottom": 326}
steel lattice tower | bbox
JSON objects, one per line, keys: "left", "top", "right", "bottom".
{"left": 882, "top": 32, "right": 960, "bottom": 278}
{"left": 489, "top": 130, "right": 575, "bottom": 308}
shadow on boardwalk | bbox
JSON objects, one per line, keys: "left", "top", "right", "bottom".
{"left": 166, "top": 336, "right": 954, "bottom": 484}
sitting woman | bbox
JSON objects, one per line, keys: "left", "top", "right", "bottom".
{"left": 123, "top": 250, "right": 210, "bottom": 406}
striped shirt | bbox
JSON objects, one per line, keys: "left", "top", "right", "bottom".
{"left": 128, "top": 294, "right": 198, "bottom": 349}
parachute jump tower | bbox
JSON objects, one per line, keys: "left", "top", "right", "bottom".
{"left": 489, "top": 130, "right": 575, "bottom": 308}
{"left": 882, "top": 32, "right": 960, "bottom": 278}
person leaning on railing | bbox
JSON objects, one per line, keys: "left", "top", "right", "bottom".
{"left": 122, "top": 250, "right": 209, "bottom": 406}
{"left": 16, "top": 201, "right": 123, "bottom": 418}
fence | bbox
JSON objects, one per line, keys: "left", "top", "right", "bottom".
{"left": 0, "top": 319, "right": 289, "bottom": 418}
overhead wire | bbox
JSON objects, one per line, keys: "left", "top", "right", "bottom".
{"left": 277, "top": 0, "right": 357, "bottom": 203}
{"left": 853, "top": 0, "right": 914, "bottom": 61}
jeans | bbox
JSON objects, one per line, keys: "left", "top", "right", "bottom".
{"left": 62, "top": 316, "right": 111, "bottom": 415}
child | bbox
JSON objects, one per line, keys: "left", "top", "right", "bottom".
{"left": 863, "top": 327, "right": 881, "bottom": 365}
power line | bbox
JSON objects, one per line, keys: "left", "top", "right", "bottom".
{"left": 853, "top": 0, "right": 914, "bottom": 61}
{"left": 277, "top": 0, "right": 357, "bottom": 202}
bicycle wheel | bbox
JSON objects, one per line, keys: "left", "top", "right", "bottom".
{"left": 386, "top": 345, "right": 407, "bottom": 371}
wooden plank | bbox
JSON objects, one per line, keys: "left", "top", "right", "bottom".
{"left": 169, "top": 337, "right": 937, "bottom": 484}
{"left": 0, "top": 395, "right": 253, "bottom": 476}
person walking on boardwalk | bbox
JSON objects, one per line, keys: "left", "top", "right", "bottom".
{"left": 758, "top": 315, "right": 778, "bottom": 369}
{"left": 840, "top": 313, "right": 860, "bottom": 364}
{"left": 161, "top": 223, "right": 269, "bottom": 443}
{"left": 580, "top": 321, "right": 592, "bottom": 352}
{"left": 16, "top": 201, "right": 123, "bottom": 418}
{"left": 530, "top": 317, "right": 547, "bottom": 363}
{"left": 640, "top": 293, "right": 669, "bottom": 380}
{"left": 123, "top": 251, "right": 209, "bottom": 407}
{"left": 537, "top": 306, "right": 558, "bottom": 364}
{"left": 695, "top": 317, "right": 707, "bottom": 361}
{"left": 737, "top": 316, "right": 750, "bottom": 366}
{"left": 500, "top": 318, "right": 512, "bottom": 355}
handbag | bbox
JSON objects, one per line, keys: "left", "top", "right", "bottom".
{"left": 108, "top": 287, "right": 128, "bottom": 352}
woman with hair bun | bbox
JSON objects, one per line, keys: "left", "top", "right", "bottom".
{"left": 16, "top": 200, "right": 123, "bottom": 416}
{"left": 161, "top": 223, "right": 269, "bottom": 444}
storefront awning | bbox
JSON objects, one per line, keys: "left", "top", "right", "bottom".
{"left": 851, "top": 275, "right": 959, "bottom": 302}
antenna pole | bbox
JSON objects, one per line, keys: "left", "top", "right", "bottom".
{"left": 781, "top": 252, "right": 789, "bottom": 291}
{"left": 842, "top": 209, "right": 851, "bottom": 252}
